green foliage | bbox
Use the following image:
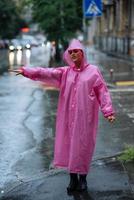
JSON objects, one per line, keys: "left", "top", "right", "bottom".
{"left": 118, "top": 146, "right": 134, "bottom": 162}
{"left": 0, "top": 0, "right": 26, "bottom": 39}
{"left": 28, "top": 0, "right": 83, "bottom": 43}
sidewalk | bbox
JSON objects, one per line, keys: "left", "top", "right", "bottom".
{"left": 0, "top": 157, "right": 133, "bottom": 200}
{"left": 85, "top": 46, "right": 134, "bottom": 84}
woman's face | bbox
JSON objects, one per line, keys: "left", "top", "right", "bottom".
{"left": 68, "top": 49, "right": 83, "bottom": 63}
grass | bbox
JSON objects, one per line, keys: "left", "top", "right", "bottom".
{"left": 118, "top": 146, "right": 134, "bottom": 162}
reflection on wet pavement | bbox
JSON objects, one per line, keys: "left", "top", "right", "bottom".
{"left": 67, "top": 191, "right": 94, "bottom": 199}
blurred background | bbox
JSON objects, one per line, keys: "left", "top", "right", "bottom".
{"left": 0, "top": 0, "right": 133, "bottom": 69}
{"left": 0, "top": 0, "right": 134, "bottom": 195}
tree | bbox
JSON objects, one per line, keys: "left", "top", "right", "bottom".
{"left": 28, "top": 0, "right": 83, "bottom": 60}
{"left": 0, "top": 0, "right": 27, "bottom": 39}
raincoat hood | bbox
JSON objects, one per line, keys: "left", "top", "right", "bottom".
{"left": 63, "top": 39, "right": 88, "bottom": 71}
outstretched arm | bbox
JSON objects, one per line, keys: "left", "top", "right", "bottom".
{"left": 9, "top": 66, "right": 65, "bottom": 88}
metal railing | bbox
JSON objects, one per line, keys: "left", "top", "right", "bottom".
{"left": 94, "top": 35, "right": 130, "bottom": 55}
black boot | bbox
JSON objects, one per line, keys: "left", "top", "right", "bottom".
{"left": 67, "top": 173, "right": 79, "bottom": 193}
{"left": 77, "top": 174, "right": 87, "bottom": 192}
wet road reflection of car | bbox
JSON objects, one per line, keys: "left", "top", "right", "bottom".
{"left": 8, "top": 49, "right": 31, "bottom": 68}
{"left": 8, "top": 41, "right": 52, "bottom": 70}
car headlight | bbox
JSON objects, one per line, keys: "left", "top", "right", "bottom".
{"left": 9, "top": 45, "right": 15, "bottom": 50}
{"left": 17, "top": 45, "right": 22, "bottom": 50}
{"left": 26, "top": 44, "right": 31, "bottom": 49}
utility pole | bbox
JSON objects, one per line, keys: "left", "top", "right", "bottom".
{"left": 83, "top": 17, "right": 87, "bottom": 44}
{"left": 82, "top": 0, "right": 87, "bottom": 44}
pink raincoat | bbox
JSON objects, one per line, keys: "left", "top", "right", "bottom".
{"left": 21, "top": 39, "right": 115, "bottom": 174}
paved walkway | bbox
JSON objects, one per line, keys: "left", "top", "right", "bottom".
{"left": 0, "top": 157, "right": 134, "bottom": 200}
{"left": 86, "top": 46, "right": 134, "bottom": 83}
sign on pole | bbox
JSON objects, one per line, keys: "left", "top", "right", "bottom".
{"left": 83, "top": 0, "right": 102, "bottom": 18}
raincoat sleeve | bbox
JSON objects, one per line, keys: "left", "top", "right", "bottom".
{"left": 94, "top": 68, "right": 115, "bottom": 117}
{"left": 21, "top": 67, "right": 64, "bottom": 88}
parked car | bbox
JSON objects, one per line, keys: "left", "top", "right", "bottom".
{"left": 0, "top": 40, "right": 5, "bottom": 49}
{"left": 0, "top": 39, "right": 10, "bottom": 49}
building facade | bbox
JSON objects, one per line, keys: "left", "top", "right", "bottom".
{"left": 94, "top": 0, "right": 134, "bottom": 59}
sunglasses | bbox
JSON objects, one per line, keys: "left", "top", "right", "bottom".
{"left": 68, "top": 49, "right": 81, "bottom": 55}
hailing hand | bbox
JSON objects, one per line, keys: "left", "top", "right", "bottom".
{"left": 8, "top": 69, "right": 23, "bottom": 76}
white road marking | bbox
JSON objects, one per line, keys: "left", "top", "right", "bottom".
{"left": 110, "top": 88, "right": 134, "bottom": 92}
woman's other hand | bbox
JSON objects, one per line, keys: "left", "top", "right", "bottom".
{"left": 107, "top": 115, "right": 115, "bottom": 123}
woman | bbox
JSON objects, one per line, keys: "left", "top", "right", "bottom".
{"left": 10, "top": 39, "right": 115, "bottom": 193}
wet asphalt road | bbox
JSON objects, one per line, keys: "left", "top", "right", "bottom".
{"left": 0, "top": 45, "right": 134, "bottom": 192}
